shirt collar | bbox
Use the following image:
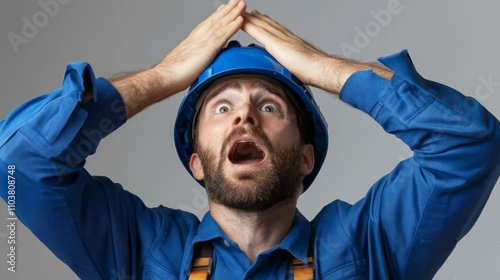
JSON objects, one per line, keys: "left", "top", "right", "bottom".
{"left": 192, "top": 209, "right": 312, "bottom": 264}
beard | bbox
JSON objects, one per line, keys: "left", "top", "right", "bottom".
{"left": 197, "top": 126, "right": 304, "bottom": 211}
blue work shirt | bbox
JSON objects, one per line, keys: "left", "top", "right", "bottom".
{"left": 1, "top": 50, "right": 499, "bottom": 279}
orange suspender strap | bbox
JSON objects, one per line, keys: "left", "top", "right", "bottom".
{"left": 291, "top": 256, "right": 314, "bottom": 280}
{"left": 188, "top": 242, "right": 213, "bottom": 280}
{"left": 188, "top": 235, "right": 314, "bottom": 280}
{"left": 292, "top": 233, "right": 315, "bottom": 280}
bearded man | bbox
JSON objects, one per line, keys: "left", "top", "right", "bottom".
{"left": 1, "top": 0, "right": 499, "bottom": 279}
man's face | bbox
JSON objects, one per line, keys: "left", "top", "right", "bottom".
{"left": 189, "top": 76, "right": 314, "bottom": 211}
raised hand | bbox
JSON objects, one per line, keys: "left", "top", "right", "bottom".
{"left": 113, "top": 0, "right": 247, "bottom": 118}
{"left": 242, "top": 10, "right": 392, "bottom": 94}
{"left": 155, "top": 0, "right": 247, "bottom": 93}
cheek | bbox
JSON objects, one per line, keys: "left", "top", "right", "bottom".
{"left": 197, "top": 122, "right": 226, "bottom": 150}
{"left": 266, "top": 120, "right": 302, "bottom": 145}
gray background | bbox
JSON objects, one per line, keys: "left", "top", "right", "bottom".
{"left": 1, "top": 0, "right": 499, "bottom": 279}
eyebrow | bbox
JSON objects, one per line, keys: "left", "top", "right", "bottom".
{"left": 251, "top": 81, "right": 287, "bottom": 98}
{"left": 203, "top": 79, "right": 287, "bottom": 105}
{"left": 206, "top": 80, "right": 242, "bottom": 100}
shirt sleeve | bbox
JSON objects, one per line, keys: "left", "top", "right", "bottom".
{"left": 0, "top": 63, "right": 195, "bottom": 279}
{"left": 329, "top": 50, "right": 500, "bottom": 278}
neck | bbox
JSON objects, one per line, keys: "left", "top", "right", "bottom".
{"left": 209, "top": 198, "right": 297, "bottom": 264}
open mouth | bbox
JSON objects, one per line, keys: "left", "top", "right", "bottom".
{"left": 228, "top": 140, "right": 266, "bottom": 164}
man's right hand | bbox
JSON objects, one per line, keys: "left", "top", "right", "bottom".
{"left": 111, "top": 0, "right": 246, "bottom": 119}
{"left": 154, "top": 0, "right": 246, "bottom": 94}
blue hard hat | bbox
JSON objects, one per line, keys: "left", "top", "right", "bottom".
{"left": 174, "top": 41, "right": 328, "bottom": 192}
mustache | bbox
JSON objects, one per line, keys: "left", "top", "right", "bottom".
{"left": 220, "top": 125, "right": 273, "bottom": 158}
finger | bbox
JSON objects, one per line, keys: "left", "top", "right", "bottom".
{"left": 245, "top": 10, "right": 291, "bottom": 36}
{"left": 226, "top": 0, "right": 243, "bottom": 8}
{"left": 242, "top": 11, "right": 296, "bottom": 46}
{"left": 195, "top": 0, "right": 245, "bottom": 39}
{"left": 187, "top": 0, "right": 245, "bottom": 47}
{"left": 242, "top": 12, "right": 282, "bottom": 47}
{"left": 248, "top": 10, "right": 282, "bottom": 29}
{"left": 208, "top": 1, "right": 246, "bottom": 43}
{"left": 210, "top": 0, "right": 245, "bottom": 24}
{"left": 220, "top": 0, "right": 246, "bottom": 27}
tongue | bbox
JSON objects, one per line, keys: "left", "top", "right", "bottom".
{"left": 229, "top": 141, "right": 265, "bottom": 164}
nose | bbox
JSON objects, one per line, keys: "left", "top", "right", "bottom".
{"left": 232, "top": 103, "right": 259, "bottom": 127}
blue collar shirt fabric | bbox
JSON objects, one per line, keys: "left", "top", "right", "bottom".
{"left": 1, "top": 50, "right": 499, "bottom": 279}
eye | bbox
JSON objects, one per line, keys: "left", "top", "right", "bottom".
{"left": 215, "top": 103, "right": 231, "bottom": 114}
{"left": 261, "top": 103, "right": 279, "bottom": 113}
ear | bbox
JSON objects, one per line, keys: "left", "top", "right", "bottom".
{"left": 189, "top": 153, "right": 205, "bottom": 180}
{"left": 299, "top": 144, "right": 315, "bottom": 176}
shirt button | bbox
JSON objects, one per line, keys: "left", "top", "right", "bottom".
{"left": 223, "top": 239, "right": 231, "bottom": 247}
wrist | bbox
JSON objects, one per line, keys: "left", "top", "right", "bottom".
{"left": 110, "top": 68, "right": 172, "bottom": 119}
{"left": 309, "top": 56, "right": 350, "bottom": 95}
{"left": 317, "top": 56, "right": 393, "bottom": 95}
